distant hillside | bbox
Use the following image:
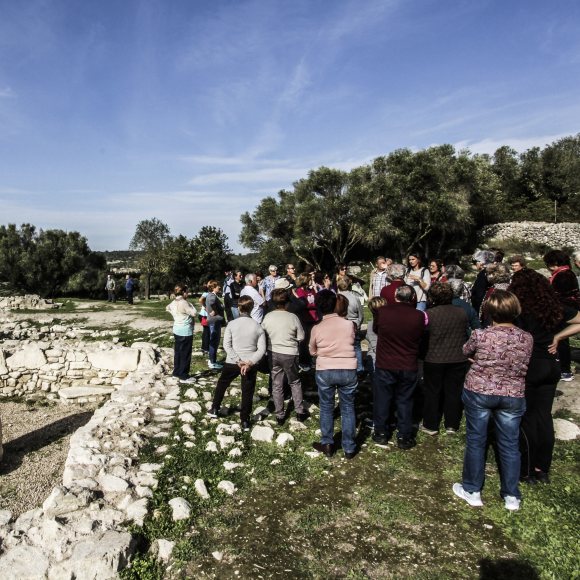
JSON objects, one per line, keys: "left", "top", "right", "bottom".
{"left": 102, "top": 250, "right": 142, "bottom": 272}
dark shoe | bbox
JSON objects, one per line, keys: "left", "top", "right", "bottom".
{"left": 372, "top": 432, "right": 388, "bottom": 445}
{"left": 534, "top": 471, "right": 550, "bottom": 484}
{"left": 344, "top": 449, "right": 358, "bottom": 460}
{"left": 312, "top": 442, "right": 335, "bottom": 457}
{"left": 296, "top": 411, "right": 311, "bottom": 422}
{"left": 397, "top": 437, "right": 416, "bottom": 450}
{"left": 276, "top": 416, "right": 286, "bottom": 426}
{"left": 241, "top": 420, "right": 251, "bottom": 432}
{"left": 206, "top": 407, "right": 219, "bottom": 418}
{"left": 520, "top": 475, "right": 537, "bottom": 485}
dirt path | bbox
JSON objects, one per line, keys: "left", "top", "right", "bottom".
{"left": 0, "top": 401, "right": 97, "bottom": 517}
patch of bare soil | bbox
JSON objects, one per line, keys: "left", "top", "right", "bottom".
{"left": 0, "top": 400, "right": 97, "bottom": 517}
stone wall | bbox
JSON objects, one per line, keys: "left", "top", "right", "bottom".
{"left": 0, "top": 295, "right": 61, "bottom": 311}
{"left": 0, "top": 340, "right": 169, "bottom": 403}
{"left": 0, "top": 369, "right": 180, "bottom": 579}
{"left": 479, "top": 221, "right": 580, "bottom": 249}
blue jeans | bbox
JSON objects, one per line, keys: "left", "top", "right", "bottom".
{"left": 416, "top": 301, "right": 427, "bottom": 312}
{"left": 373, "top": 368, "right": 417, "bottom": 439}
{"left": 208, "top": 321, "right": 222, "bottom": 364}
{"left": 354, "top": 333, "right": 364, "bottom": 373}
{"left": 315, "top": 369, "right": 358, "bottom": 453}
{"left": 231, "top": 306, "right": 240, "bottom": 319}
{"left": 462, "top": 389, "right": 526, "bottom": 498}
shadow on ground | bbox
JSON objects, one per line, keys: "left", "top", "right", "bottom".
{"left": 0, "top": 411, "right": 94, "bottom": 476}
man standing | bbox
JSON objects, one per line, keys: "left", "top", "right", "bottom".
{"left": 263, "top": 265, "right": 280, "bottom": 302}
{"left": 262, "top": 289, "right": 308, "bottom": 425}
{"left": 125, "top": 274, "right": 135, "bottom": 305}
{"left": 105, "top": 274, "right": 116, "bottom": 302}
{"left": 230, "top": 270, "right": 244, "bottom": 319}
{"left": 373, "top": 285, "right": 426, "bottom": 449}
{"left": 285, "top": 263, "right": 297, "bottom": 289}
{"left": 370, "top": 256, "right": 390, "bottom": 298}
{"left": 240, "top": 273, "right": 265, "bottom": 323}
{"left": 222, "top": 270, "right": 234, "bottom": 322}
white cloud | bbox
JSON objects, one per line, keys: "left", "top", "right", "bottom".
{"left": 0, "top": 87, "right": 15, "bottom": 98}
{"left": 454, "top": 133, "right": 571, "bottom": 155}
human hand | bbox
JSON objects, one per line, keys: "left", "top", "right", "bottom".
{"left": 548, "top": 339, "right": 558, "bottom": 355}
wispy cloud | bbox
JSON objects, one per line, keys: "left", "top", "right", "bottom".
{"left": 0, "top": 87, "right": 16, "bottom": 98}
{"left": 454, "top": 133, "right": 570, "bottom": 155}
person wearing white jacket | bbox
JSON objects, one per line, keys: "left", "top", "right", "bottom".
{"left": 166, "top": 283, "right": 197, "bottom": 383}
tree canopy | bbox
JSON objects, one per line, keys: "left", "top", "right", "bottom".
{"left": 0, "top": 224, "right": 99, "bottom": 297}
{"left": 240, "top": 135, "right": 580, "bottom": 266}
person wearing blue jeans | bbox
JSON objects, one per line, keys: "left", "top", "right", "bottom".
{"left": 453, "top": 290, "right": 533, "bottom": 511}
{"left": 205, "top": 280, "right": 225, "bottom": 370}
{"left": 309, "top": 290, "right": 359, "bottom": 459}
{"left": 462, "top": 390, "right": 526, "bottom": 499}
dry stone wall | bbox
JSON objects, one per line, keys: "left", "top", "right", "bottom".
{"left": 0, "top": 340, "right": 169, "bottom": 403}
{"left": 0, "top": 295, "right": 61, "bottom": 311}
{"left": 479, "top": 221, "right": 580, "bottom": 248}
{"left": 0, "top": 320, "right": 179, "bottom": 578}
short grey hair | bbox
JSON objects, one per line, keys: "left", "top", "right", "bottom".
{"left": 245, "top": 273, "right": 256, "bottom": 285}
{"left": 388, "top": 263, "right": 406, "bottom": 280}
{"left": 445, "top": 264, "right": 465, "bottom": 280}
{"left": 395, "top": 285, "right": 414, "bottom": 303}
{"left": 448, "top": 278, "right": 465, "bottom": 298}
{"left": 473, "top": 250, "right": 495, "bottom": 265}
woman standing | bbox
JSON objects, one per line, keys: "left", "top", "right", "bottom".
{"left": 509, "top": 269, "right": 580, "bottom": 483}
{"left": 205, "top": 280, "right": 225, "bottom": 370}
{"left": 453, "top": 290, "right": 532, "bottom": 511}
{"left": 295, "top": 272, "right": 320, "bottom": 371}
{"left": 309, "top": 290, "right": 359, "bottom": 459}
{"left": 421, "top": 282, "right": 469, "bottom": 436}
{"left": 405, "top": 253, "right": 431, "bottom": 311}
{"left": 166, "top": 283, "right": 198, "bottom": 383}
{"left": 543, "top": 250, "right": 580, "bottom": 381}
{"left": 429, "top": 259, "right": 447, "bottom": 283}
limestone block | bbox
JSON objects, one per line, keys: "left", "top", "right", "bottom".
{"left": 0, "top": 351, "right": 7, "bottom": 375}
{"left": 217, "top": 480, "right": 236, "bottom": 495}
{"left": 126, "top": 498, "right": 149, "bottom": 525}
{"left": 98, "top": 474, "right": 130, "bottom": 493}
{"left": 276, "top": 433, "right": 294, "bottom": 447}
{"left": 554, "top": 418, "right": 580, "bottom": 441}
{"left": 6, "top": 343, "right": 47, "bottom": 371}
{"left": 58, "top": 386, "right": 115, "bottom": 400}
{"left": 250, "top": 425, "right": 275, "bottom": 443}
{"left": 150, "top": 539, "right": 175, "bottom": 563}
{"left": 87, "top": 348, "right": 139, "bottom": 372}
{"left": 194, "top": 479, "right": 210, "bottom": 499}
{"left": 168, "top": 497, "right": 191, "bottom": 521}
{"left": 0, "top": 545, "right": 49, "bottom": 579}
{"left": 42, "top": 486, "right": 93, "bottom": 518}
{"left": 179, "top": 401, "right": 202, "bottom": 414}
{"left": 55, "top": 530, "right": 136, "bottom": 580}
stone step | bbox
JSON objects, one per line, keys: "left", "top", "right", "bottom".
{"left": 58, "top": 386, "right": 116, "bottom": 400}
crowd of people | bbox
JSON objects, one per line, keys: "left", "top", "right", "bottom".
{"left": 165, "top": 250, "right": 580, "bottom": 512}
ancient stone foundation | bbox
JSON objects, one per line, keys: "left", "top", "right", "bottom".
{"left": 0, "top": 295, "right": 61, "bottom": 311}
{"left": 0, "top": 340, "right": 177, "bottom": 579}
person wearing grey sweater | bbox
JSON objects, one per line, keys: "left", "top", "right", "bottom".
{"left": 261, "top": 289, "right": 308, "bottom": 425}
{"left": 207, "top": 296, "right": 266, "bottom": 430}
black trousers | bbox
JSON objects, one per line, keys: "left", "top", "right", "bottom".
{"left": 173, "top": 334, "right": 193, "bottom": 379}
{"left": 422, "top": 361, "right": 467, "bottom": 431}
{"left": 557, "top": 338, "right": 571, "bottom": 374}
{"left": 212, "top": 362, "right": 259, "bottom": 423}
{"left": 520, "top": 357, "right": 560, "bottom": 477}
{"left": 201, "top": 325, "right": 210, "bottom": 352}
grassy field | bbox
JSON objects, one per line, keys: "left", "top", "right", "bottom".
{"left": 120, "top": 356, "right": 580, "bottom": 580}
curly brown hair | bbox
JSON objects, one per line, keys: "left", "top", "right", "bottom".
{"left": 508, "top": 269, "right": 563, "bottom": 331}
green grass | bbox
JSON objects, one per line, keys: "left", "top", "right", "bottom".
{"left": 121, "top": 363, "right": 580, "bottom": 579}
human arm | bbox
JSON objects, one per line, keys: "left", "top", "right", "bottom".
{"left": 462, "top": 330, "right": 479, "bottom": 358}
{"left": 548, "top": 312, "right": 580, "bottom": 354}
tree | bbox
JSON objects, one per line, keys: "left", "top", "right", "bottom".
{"left": 129, "top": 218, "right": 170, "bottom": 299}
{"left": 240, "top": 167, "right": 373, "bottom": 269}
{"left": 191, "top": 226, "right": 232, "bottom": 286}
{"left": 0, "top": 224, "right": 95, "bottom": 296}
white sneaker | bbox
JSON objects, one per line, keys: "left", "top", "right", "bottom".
{"left": 420, "top": 424, "right": 438, "bottom": 436}
{"left": 452, "top": 483, "right": 483, "bottom": 507}
{"left": 504, "top": 495, "right": 521, "bottom": 511}
{"left": 209, "top": 363, "right": 223, "bottom": 370}
{"left": 180, "top": 377, "right": 196, "bottom": 384}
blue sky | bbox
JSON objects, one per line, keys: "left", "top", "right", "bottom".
{"left": 0, "top": 0, "right": 579, "bottom": 252}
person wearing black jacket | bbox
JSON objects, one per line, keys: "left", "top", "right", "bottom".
{"left": 230, "top": 270, "right": 244, "bottom": 319}
{"left": 470, "top": 250, "right": 495, "bottom": 313}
